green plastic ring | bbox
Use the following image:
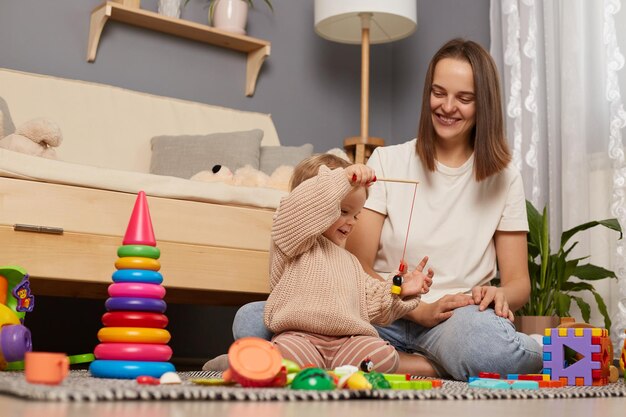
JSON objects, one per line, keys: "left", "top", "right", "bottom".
{"left": 5, "top": 361, "right": 24, "bottom": 371}
{"left": 117, "top": 245, "right": 161, "bottom": 259}
{"left": 68, "top": 353, "right": 96, "bottom": 365}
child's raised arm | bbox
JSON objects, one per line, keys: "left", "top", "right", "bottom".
{"left": 272, "top": 166, "right": 352, "bottom": 257}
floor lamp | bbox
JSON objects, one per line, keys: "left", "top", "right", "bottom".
{"left": 314, "top": 0, "right": 417, "bottom": 163}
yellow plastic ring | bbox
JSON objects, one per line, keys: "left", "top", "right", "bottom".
{"left": 97, "top": 327, "right": 171, "bottom": 344}
{"left": 115, "top": 257, "right": 161, "bottom": 271}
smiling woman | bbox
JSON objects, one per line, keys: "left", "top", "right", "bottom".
{"left": 343, "top": 38, "right": 541, "bottom": 380}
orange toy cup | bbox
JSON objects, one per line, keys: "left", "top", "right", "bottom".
{"left": 25, "top": 352, "right": 69, "bottom": 385}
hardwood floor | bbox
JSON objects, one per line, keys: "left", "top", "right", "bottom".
{"left": 2, "top": 394, "right": 624, "bottom": 417}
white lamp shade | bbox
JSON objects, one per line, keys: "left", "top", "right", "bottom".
{"left": 314, "top": 0, "right": 417, "bottom": 45}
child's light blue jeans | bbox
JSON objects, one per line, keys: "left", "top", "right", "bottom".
{"left": 232, "top": 301, "right": 543, "bottom": 381}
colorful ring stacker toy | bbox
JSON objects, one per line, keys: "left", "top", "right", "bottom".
{"left": 101, "top": 311, "right": 169, "bottom": 328}
{"left": 94, "top": 343, "right": 173, "bottom": 361}
{"left": 97, "top": 327, "right": 171, "bottom": 344}
{"left": 112, "top": 269, "right": 163, "bottom": 284}
{"left": 105, "top": 297, "right": 167, "bottom": 313}
{"left": 90, "top": 359, "right": 175, "bottom": 379}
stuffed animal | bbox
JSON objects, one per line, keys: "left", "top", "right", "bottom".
{"left": 0, "top": 112, "right": 63, "bottom": 159}
{"left": 191, "top": 164, "right": 293, "bottom": 192}
{"left": 190, "top": 164, "right": 234, "bottom": 183}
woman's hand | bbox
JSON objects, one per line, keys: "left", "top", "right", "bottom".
{"left": 398, "top": 256, "right": 434, "bottom": 297}
{"left": 471, "top": 285, "right": 514, "bottom": 321}
{"left": 407, "top": 293, "right": 474, "bottom": 328}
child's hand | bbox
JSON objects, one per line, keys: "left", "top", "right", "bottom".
{"left": 346, "top": 164, "right": 376, "bottom": 187}
{"left": 396, "top": 256, "right": 434, "bottom": 298}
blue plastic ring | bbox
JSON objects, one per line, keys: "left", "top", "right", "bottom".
{"left": 105, "top": 297, "right": 167, "bottom": 313}
{"left": 89, "top": 359, "right": 175, "bottom": 379}
{"left": 112, "top": 269, "right": 163, "bottom": 284}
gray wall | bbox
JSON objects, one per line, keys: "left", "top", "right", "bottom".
{"left": 0, "top": 0, "right": 489, "bottom": 150}
{"left": 0, "top": 0, "right": 489, "bottom": 364}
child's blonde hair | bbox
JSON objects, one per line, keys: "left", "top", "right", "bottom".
{"left": 290, "top": 154, "right": 351, "bottom": 191}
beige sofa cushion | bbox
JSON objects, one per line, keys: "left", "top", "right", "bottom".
{"left": 150, "top": 129, "right": 263, "bottom": 179}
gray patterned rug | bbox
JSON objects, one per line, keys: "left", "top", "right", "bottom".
{"left": 0, "top": 371, "right": 625, "bottom": 401}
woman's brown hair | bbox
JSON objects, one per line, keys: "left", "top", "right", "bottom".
{"left": 416, "top": 38, "right": 511, "bottom": 181}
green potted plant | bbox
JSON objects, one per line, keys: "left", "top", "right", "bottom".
{"left": 516, "top": 200, "right": 622, "bottom": 334}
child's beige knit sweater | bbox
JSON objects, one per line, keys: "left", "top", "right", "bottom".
{"left": 264, "top": 166, "right": 420, "bottom": 337}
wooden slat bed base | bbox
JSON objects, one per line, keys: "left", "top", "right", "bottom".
{"left": 0, "top": 226, "right": 270, "bottom": 305}
{"left": 0, "top": 176, "right": 275, "bottom": 251}
{"left": 0, "top": 176, "right": 274, "bottom": 305}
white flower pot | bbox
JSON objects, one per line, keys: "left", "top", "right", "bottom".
{"left": 212, "top": 0, "right": 248, "bottom": 35}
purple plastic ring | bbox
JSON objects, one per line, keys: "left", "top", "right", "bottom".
{"left": 105, "top": 297, "right": 167, "bottom": 313}
{"left": 0, "top": 324, "right": 32, "bottom": 362}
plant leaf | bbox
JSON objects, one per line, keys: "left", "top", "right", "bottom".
{"left": 591, "top": 290, "right": 612, "bottom": 330}
{"left": 561, "top": 281, "right": 595, "bottom": 292}
{"left": 526, "top": 200, "right": 542, "bottom": 249}
{"left": 572, "top": 264, "right": 618, "bottom": 280}
{"left": 540, "top": 206, "right": 550, "bottom": 289}
{"left": 209, "top": 0, "right": 216, "bottom": 23}
{"left": 554, "top": 291, "right": 571, "bottom": 317}
{"left": 562, "top": 241, "right": 580, "bottom": 259}
{"left": 561, "top": 219, "right": 622, "bottom": 247}
{"left": 571, "top": 295, "right": 591, "bottom": 323}
{"left": 528, "top": 241, "right": 540, "bottom": 259}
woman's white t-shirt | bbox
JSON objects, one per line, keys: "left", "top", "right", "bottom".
{"left": 365, "top": 139, "right": 528, "bottom": 303}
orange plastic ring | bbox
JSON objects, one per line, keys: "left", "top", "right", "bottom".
{"left": 97, "top": 327, "right": 171, "bottom": 344}
{"left": 115, "top": 257, "right": 161, "bottom": 271}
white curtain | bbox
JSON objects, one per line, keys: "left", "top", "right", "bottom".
{"left": 490, "top": 0, "right": 626, "bottom": 356}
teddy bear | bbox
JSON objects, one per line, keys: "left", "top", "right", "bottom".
{"left": 190, "top": 164, "right": 294, "bottom": 192}
{"left": 0, "top": 110, "right": 63, "bottom": 159}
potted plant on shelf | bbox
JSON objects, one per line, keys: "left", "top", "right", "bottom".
{"left": 208, "top": 0, "right": 273, "bottom": 35}
{"left": 514, "top": 200, "right": 622, "bottom": 335}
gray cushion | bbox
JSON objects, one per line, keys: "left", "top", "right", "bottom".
{"left": 259, "top": 144, "right": 314, "bottom": 175}
{"left": 150, "top": 129, "right": 263, "bottom": 179}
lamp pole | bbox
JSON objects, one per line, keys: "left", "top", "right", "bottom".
{"left": 360, "top": 12, "right": 371, "bottom": 144}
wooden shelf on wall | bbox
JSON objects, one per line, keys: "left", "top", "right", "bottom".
{"left": 87, "top": 1, "right": 271, "bottom": 96}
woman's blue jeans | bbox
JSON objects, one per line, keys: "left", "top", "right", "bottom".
{"left": 232, "top": 301, "right": 543, "bottom": 381}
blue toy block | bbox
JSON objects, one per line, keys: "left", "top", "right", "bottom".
{"left": 511, "top": 380, "right": 539, "bottom": 390}
{"left": 469, "top": 378, "right": 511, "bottom": 390}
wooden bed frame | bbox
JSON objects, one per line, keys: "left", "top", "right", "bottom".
{"left": 0, "top": 176, "right": 273, "bottom": 306}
